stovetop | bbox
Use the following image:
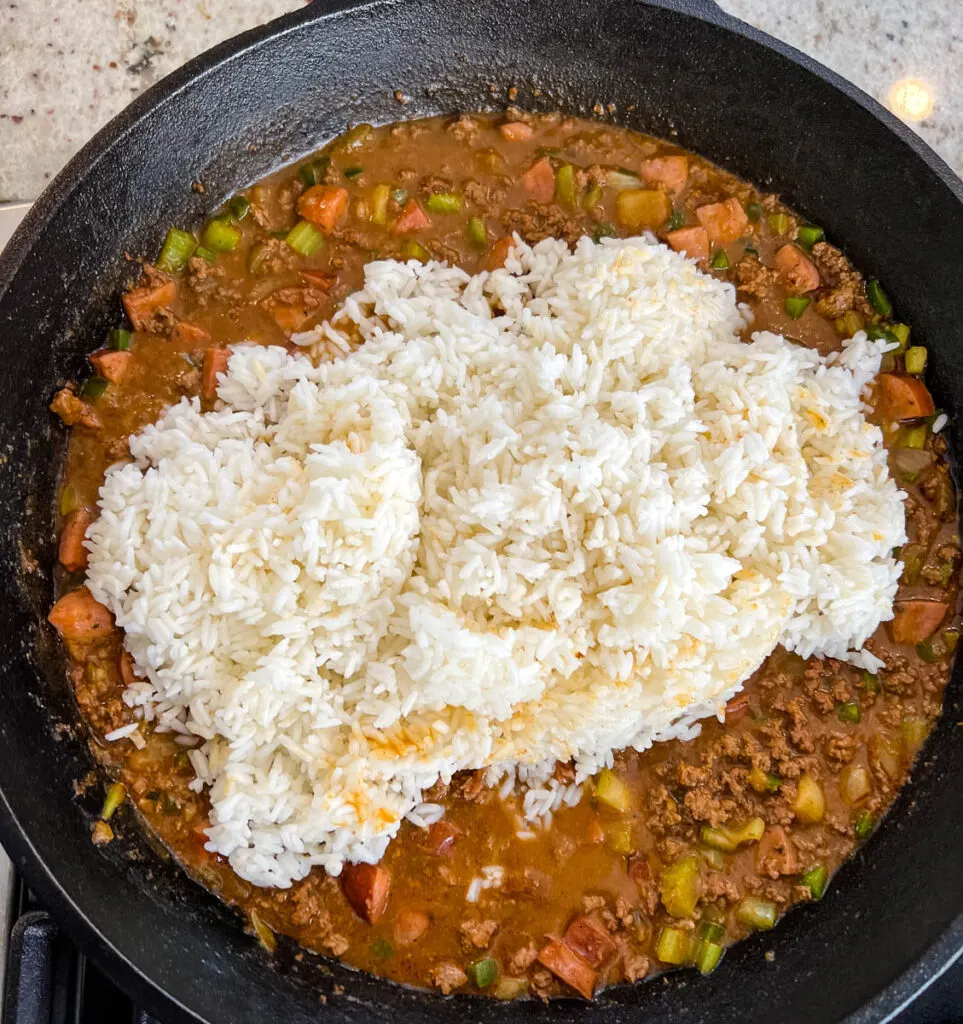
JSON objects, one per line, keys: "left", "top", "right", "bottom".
{"left": 1, "top": 200, "right": 961, "bottom": 1023}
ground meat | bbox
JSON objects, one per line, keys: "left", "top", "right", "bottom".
{"left": 823, "top": 732, "right": 860, "bottom": 765}
{"left": 615, "top": 936, "right": 650, "bottom": 982}
{"left": 447, "top": 114, "right": 480, "bottom": 144}
{"left": 91, "top": 820, "right": 114, "bottom": 845}
{"left": 459, "top": 918, "right": 498, "bottom": 950}
{"left": 645, "top": 785, "right": 683, "bottom": 833}
{"left": 456, "top": 769, "right": 487, "bottom": 802}
{"left": 733, "top": 254, "right": 777, "bottom": 301}
{"left": 429, "top": 962, "right": 467, "bottom": 994}
{"left": 419, "top": 175, "right": 454, "bottom": 199}
{"left": 185, "top": 258, "right": 245, "bottom": 307}
{"left": 50, "top": 388, "right": 100, "bottom": 429}
{"left": 506, "top": 941, "right": 538, "bottom": 973}
{"left": 581, "top": 894, "right": 607, "bottom": 913}
{"left": 277, "top": 177, "right": 305, "bottom": 219}
{"left": 502, "top": 204, "right": 587, "bottom": 248}
{"left": 254, "top": 237, "right": 299, "bottom": 275}
{"left": 810, "top": 241, "right": 872, "bottom": 318}
{"left": 921, "top": 542, "right": 960, "bottom": 585}
{"left": 72, "top": 659, "right": 129, "bottom": 735}
{"left": 614, "top": 897, "right": 634, "bottom": 928}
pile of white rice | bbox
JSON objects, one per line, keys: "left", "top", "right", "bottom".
{"left": 85, "top": 235, "right": 906, "bottom": 888}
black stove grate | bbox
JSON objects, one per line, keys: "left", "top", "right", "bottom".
{"left": 2, "top": 874, "right": 960, "bottom": 1023}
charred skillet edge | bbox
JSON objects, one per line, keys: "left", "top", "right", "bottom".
{"left": 0, "top": 0, "right": 962, "bottom": 1022}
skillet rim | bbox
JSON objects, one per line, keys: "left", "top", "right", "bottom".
{"left": 0, "top": 1, "right": 962, "bottom": 1021}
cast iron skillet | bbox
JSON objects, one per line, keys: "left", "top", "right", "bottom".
{"left": 1, "top": 0, "right": 962, "bottom": 1020}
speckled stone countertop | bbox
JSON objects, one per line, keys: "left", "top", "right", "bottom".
{"left": 0, "top": 0, "right": 960, "bottom": 201}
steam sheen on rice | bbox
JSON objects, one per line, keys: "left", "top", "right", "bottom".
{"left": 84, "top": 236, "right": 906, "bottom": 887}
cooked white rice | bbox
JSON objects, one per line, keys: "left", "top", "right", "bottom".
{"left": 84, "top": 235, "right": 906, "bottom": 888}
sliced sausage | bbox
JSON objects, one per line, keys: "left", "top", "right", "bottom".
{"left": 536, "top": 938, "right": 597, "bottom": 999}
{"left": 563, "top": 916, "right": 617, "bottom": 967}
{"left": 341, "top": 862, "right": 391, "bottom": 923}
{"left": 890, "top": 600, "right": 948, "bottom": 645}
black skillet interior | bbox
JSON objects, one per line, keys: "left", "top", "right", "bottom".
{"left": 0, "top": 0, "right": 962, "bottom": 1021}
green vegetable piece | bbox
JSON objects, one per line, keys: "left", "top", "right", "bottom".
{"left": 866, "top": 278, "right": 893, "bottom": 317}
{"left": 108, "top": 328, "right": 132, "bottom": 351}
{"left": 901, "top": 714, "right": 928, "bottom": 754}
{"left": 793, "top": 772, "right": 825, "bottom": 824}
{"left": 710, "top": 249, "right": 730, "bottom": 271}
{"left": 467, "top": 957, "right": 499, "bottom": 988}
{"left": 201, "top": 217, "right": 241, "bottom": 253}
{"left": 744, "top": 245, "right": 759, "bottom": 257}
{"left": 592, "top": 222, "right": 617, "bottom": 243}
{"left": 801, "top": 864, "right": 828, "bottom": 900}
{"left": 701, "top": 817, "right": 765, "bottom": 852}
{"left": 746, "top": 202, "right": 763, "bottom": 222}
{"left": 861, "top": 670, "right": 880, "bottom": 694}
{"left": 891, "top": 323, "right": 911, "bottom": 346}
{"left": 371, "top": 936, "right": 393, "bottom": 961}
{"left": 228, "top": 195, "right": 251, "bottom": 221}
{"left": 156, "top": 227, "right": 197, "bottom": 274}
{"left": 698, "top": 920, "right": 725, "bottom": 943}
{"left": 904, "top": 346, "right": 928, "bottom": 375}
{"left": 390, "top": 187, "right": 409, "bottom": 205}
{"left": 605, "top": 169, "right": 643, "bottom": 191}
{"left": 582, "top": 186, "right": 603, "bottom": 212}
{"left": 768, "top": 212, "right": 790, "bottom": 235}
{"left": 865, "top": 323, "right": 901, "bottom": 348}
{"left": 425, "top": 192, "right": 464, "bottom": 214}
{"left": 749, "top": 766, "right": 782, "bottom": 793}
{"left": 666, "top": 208, "right": 686, "bottom": 231}
{"left": 899, "top": 424, "right": 928, "bottom": 450}
{"left": 694, "top": 939, "right": 725, "bottom": 975}
{"left": 194, "top": 245, "right": 217, "bottom": 263}
{"left": 468, "top": 216, "right": 488, "bottom": 247}
{"left": 701, "top": 846, "right": 727, "bottom": 871}
{"left": 916, "top": 639, "right": 940, "bottom": 664}
{"left": 836, "top": 701, "right": 861, "bottom": 724}
{"left": 796, "top": 224, "right": 824, "bottom": 250}
{"left": 606, "top": 820, "right": 633, "bottom": 854}
{"left": 370, "top": 184, "right": 391, "bottom": 226}
{"left": 59, "top": 484, "right": 79, "bottom": 515}
{"left": 402, "top": 239, "right": 431, "bottom": 262}
{"left": 655, "top": 926, "right": 691, "bottom": 965}
{"left": 944, "top": 628, "right": 960, "bottom": 654}
{"left": 660, "top": 855, "right": 701, "bottom": 918}
{"left": 250, "top": 911, "right": 276, "bottom": 953}
{"left": 299, "top": 157, "right": 331, "bottom": 187}
{"left": 735, "top": 896, "right": 777, "bottom": 931}
{"left": 836, "top": 310, "right": 865, "bottom": 337}
{"left": 494, "top": 977, "right": 528, "bottom": 1000}
{"left": 854, "top": 809, "right": 874, "bottom": 840}
{"left": 555, "top": 164, "right": 577, "bottom": 209}
{"left": 285, "top": 220, "right": 325, "bottom": 256}
{"left": 784, "top": 296, "right": 810, "bottom": 319}
{"left": 100, "top": 782, "right": 126, "bottom": 822}
{"left": 342, "top": 123, "right": 373, "bottom": 148}
{"left": 82, "top": 377, "right": 108, "bottom": 399}
{"left": 343, "top": 166, "right": 364, "bottom": 180}
{"left": 595, "top": 768, "right": 630, "bottom": 812}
